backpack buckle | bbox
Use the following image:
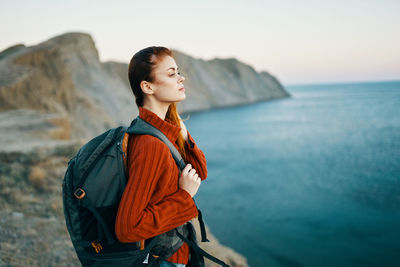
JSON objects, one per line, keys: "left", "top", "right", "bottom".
{"left": 91, "top": 240, "right": 103, "bottom": 253}
{"left": 74, "top": 188, "right": 86, "bottom": 199}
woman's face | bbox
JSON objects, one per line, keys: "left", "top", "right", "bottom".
{"left": 148, "top": 55, "right": 186, "bottom": 104}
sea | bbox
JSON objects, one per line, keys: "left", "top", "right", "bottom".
{"left": 184, "top": 80, "right": 400, "bottom": 267}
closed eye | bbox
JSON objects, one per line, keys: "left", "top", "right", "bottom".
{"left": 169, "top": 72, "right": 181, "bottom": 76}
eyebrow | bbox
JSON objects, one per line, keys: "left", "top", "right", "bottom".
{"left": 167, "top": 67, "right": 179, "bottom": 71}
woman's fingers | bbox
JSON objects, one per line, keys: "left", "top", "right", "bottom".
{"left": 188, "top": 168, "right": 197, "bottom": 177}
{"left": 188, "top": 169, "right": 201, "bottom": 183}
{"left": 183, "top": 164, "right": 192, "bottom": 175}
{"left": 184, "top": 164, "right": 198, "bottom": 177}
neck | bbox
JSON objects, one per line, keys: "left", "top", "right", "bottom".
{"left": 142, "top": 100, "right": 170, "bottom": 120}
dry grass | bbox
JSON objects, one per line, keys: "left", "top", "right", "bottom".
{"left": 28, "top": 166, "right": 46, "bottom": 191}
{"left": 48, "top": 116, "right": 71, "bottom": 140}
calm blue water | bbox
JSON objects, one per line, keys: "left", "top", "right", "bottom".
{"left": 184, "top": 81, "right": 400, "bottom": 267}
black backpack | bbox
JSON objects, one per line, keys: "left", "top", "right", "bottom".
{"left": 62, "top": 116, "right": 230, "bottom": 267}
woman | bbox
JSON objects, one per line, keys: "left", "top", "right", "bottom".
{"left": 115, "top": 46, "right": 208, "bottom": 267}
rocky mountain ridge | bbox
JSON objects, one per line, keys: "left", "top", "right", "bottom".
{"left": 0, "top": 32, "right": 289, "bottom": 146}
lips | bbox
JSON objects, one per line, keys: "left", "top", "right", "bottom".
{"left": 179, "top": 87, "right": 185, "bottom": 91}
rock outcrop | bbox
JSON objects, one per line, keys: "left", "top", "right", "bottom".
{"left": 0, "top": 31, "right": 289, "bottom": 266}
{"left": 0, "top": 33, "right": 135, "bottom": 144}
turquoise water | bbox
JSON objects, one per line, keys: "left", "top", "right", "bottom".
{"left": 184, "top": 81, "right": 400, "bottom": 267}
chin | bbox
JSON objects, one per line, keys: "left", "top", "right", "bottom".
{"left": 178, "top": 94, "right": 186, "bottom": 101}
{"left": 171, "top": 97, "right": 185, "bottom": 104}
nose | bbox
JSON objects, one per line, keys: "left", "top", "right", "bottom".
{"left": 178, "top": 73, "right": 185, "bottom": 83}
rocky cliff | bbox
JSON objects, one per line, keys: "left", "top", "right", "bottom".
{"left": 0, "top": 33, "right": 135, "bottom": 144}
{"left": 0, "top": 32, "right": 289, "bottom": 266}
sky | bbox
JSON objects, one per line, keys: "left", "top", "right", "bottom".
{"left": 1, "top": 0, "right": 399, "bottom": 85}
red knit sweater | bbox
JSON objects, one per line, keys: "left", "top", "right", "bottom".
{"left": 115, "top": 107, "right": 208, "bottom": 264}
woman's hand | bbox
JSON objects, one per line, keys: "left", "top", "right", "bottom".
{"left": 179, "top": 164, "right": 201, "bottom": 197}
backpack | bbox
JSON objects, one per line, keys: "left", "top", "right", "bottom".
{"left": 62, "top": 116, "right": 230, "bottom": 267}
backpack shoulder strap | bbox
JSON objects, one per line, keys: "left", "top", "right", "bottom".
{"left": 126, "top": 117, "right": 186, "bottom": 171}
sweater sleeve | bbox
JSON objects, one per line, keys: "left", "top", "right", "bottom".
{"left": 115, "top": 137, "right": 198, "bottom": 242}
{"left": 184, "top": 130, "right": 208, "bottom": 181}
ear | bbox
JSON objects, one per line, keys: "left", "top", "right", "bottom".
{"left": 140, "top": 81, "right": 154, "bottom": 95}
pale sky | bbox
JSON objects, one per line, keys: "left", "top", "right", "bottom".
{"left": 1, "top": 0, "right": 399, "bottom": 85}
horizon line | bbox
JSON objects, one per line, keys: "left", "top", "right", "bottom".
{"left": 283, "top": 78, "right": 400, "bottom": 87}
